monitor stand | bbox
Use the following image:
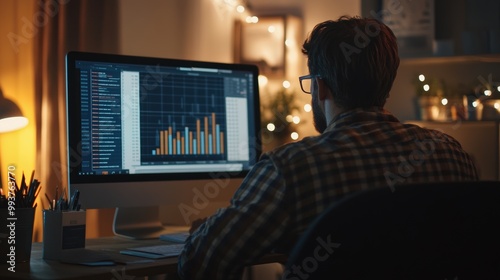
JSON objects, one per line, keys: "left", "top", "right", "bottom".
{"left": 113, "top": 206, "right": 189, "bottom": 239}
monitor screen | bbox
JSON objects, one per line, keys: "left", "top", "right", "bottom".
{"left": 66, "top": 51, "right": 261, "bottom": 238}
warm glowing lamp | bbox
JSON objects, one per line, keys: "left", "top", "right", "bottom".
{"left": 0, "top": 88, "right": 29, "bottom": 189}
{"left": 0, "top": 89, "right": 28, "bottom": 133}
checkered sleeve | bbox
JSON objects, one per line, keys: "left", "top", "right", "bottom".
{"left": 178, "top": 154, "right": 291, "bottom": 279}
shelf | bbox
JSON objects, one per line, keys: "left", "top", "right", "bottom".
{"left": 401, "top": 53, "right": 500, "bottom": 64}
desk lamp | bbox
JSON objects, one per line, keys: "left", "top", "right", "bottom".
{"left": 0, "top": 88, "right": 29, "bottom": 133}
{"left": 0, "top": 88, "right": 29, "bottom": 188}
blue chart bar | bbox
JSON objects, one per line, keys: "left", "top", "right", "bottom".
{"left": 168, "top": 133, "right": 173, "bottom": 154}
{"left": 154, "top": 113, "right": 225, "bottom": 155}
{"left": 216, "top": 124, "right": 220, "bottom": 154}
{"left": 208, "top": 135, "right": 213, "bottom": 155}
{"left": 201, "top": 132, "right": 205, "bottom": 154}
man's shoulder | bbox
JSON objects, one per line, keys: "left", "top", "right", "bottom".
{"left": 404, "top": 123, "right": 462, "bottom": 146}
{"left": 263, "top": 134, "right": 336, "bottom": 165}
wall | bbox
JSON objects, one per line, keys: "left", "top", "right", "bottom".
{"left": 302, "top": 0, "right": 361, "bottom": 37}
{"left": 118, "top": 0, "right": 183, "bottom": 58}
{"left": 119, "top": 0, "right": 236, "bottom": 62}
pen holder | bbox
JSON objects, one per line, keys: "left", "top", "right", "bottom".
{"left": 42, "top": 210, "right": 86, "bottom": 260}
{"left": 0, "top": 208, "right": 35, "bottom": 264}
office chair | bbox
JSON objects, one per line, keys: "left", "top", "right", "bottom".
{"left": 283, "top": 181, "right": 500, "bottom": 280}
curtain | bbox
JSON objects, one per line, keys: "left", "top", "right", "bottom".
{"left": 33, "top": 0, "right": 119, "bottom": 240}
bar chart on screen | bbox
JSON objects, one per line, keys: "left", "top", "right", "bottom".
{"left": 139, "top": 74, "right": 228, "bottom": 163}
{"left": 154, "top": 112, "right": 225, "bottom": 156}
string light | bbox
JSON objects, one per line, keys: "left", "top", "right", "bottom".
{"left": 267, "top": 123, "right": 275, "bottom": 132}
{"left": 214, "top": 0, "right": 251, "bottom": 19}
{"left": 423, "top": 84, "right": 430, "bottom": 91}
{"left": 484, "top": 89, "right": 492, "bottom": 96}
{"left": 258, "top": 75, "right": 268, "bottom": 87}
{"left": 292, "top": 116, "right": 300, "bottom": 124}
{"left": 246, "top": 16, "right": 259, "bottom": 23}
{"left": 291, "top": 132, "right": 299, "bottom": 140}
{"left": 418, "top": 74, "right": 425, "bottom": 82}
{"left": 236, "top": 5, "right": 245, "bottom": 13}
{"left": 441, "top": 98, "right": 448, "bottom": 106}
{"left": 304, "top": 104, "right": 312, "bottom": 112}
{"left": 282, "top": 80, "right": 291, "bottom": 89}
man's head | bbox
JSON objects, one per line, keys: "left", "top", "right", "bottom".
{"left": 302, "top": 16, "right": 400, "bottom": 113}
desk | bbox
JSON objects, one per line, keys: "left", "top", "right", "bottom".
{"left": 0, "top": 237, "right": 287, "bottom": 280}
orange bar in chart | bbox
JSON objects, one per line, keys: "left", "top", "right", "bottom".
{"left": 220, "top": 131, "right": 224, "bottom": 154}
{"left": 189, "top": 131, "right": 193, "bottom": 154}
{"left": 160, "top": 130, "right": 165, "bottom": 155}
{"left": 212, "top": 112, "right": 216, "bottom": 154}
{"left": 204, "top": 116, "right": 209, "bottom": 154}
{"left": 196, "top": 119, "right": 201, "bottom": 155}
{"left": 177, "top": 131, "right": 181, "bottom": 155}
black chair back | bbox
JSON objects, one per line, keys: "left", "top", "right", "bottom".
{"left": 284, "top": 181, "right": 500, "bottom": 280}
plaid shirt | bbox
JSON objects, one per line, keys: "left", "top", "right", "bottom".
{"left": 178, "top": 108, "right": 478, "bottom": 279}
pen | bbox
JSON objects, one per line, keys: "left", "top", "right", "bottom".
{"left": 45, "top": 193, "right": 52, "bottom": 210}
{"left": 68, "top": 192, "right": 75, "bottom": 210}
{"left": 55, "top": 186, "right": 59, "bottom": 207}
{"left": 72, "top": 190, "right": 80, "bottom": 211}
{"left": 44, "top": 187, "right": 82, "bottom": 212}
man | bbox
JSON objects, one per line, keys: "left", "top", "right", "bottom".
{"left": 177, "top": 16, "right": 478, "bottom": 279}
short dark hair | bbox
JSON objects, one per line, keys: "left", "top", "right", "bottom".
{"left": 302, "top": 16, "right": 400, "bottom": 109}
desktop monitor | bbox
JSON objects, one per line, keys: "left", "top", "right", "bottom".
{"left": 65, "top": 51, "right": 261, "bottom": 239}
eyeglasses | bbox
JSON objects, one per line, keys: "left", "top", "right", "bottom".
{"left": 299, "top": 74, "right": 319, "bottom": 94}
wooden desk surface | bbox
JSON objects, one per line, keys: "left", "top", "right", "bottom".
{"left": 0, "top": 237, "right": 286, "bottom": 280}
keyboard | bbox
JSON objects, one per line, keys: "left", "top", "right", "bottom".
{"left": 159, "top": 231, "right": 189, "bottom": 243}
{"left": 120, "top": 243, "right": 185, "bottom": 259}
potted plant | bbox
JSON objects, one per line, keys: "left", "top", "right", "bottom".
{"left": 414, "top": 74, "right": 446, "bottom": 121}
{"left": 260, "top": 88, "right": 301, "bottom": 151}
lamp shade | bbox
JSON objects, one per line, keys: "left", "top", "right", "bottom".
{"left": 0, "top": 90, "right": 28, "bottom": 133}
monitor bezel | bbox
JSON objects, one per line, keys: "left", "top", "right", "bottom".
{"left": 65, "top": 51, "right": 262, "bottom": 186}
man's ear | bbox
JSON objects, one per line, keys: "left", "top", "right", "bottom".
{"left": 316, "top": 77, "right": 331, "bottom": 101}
